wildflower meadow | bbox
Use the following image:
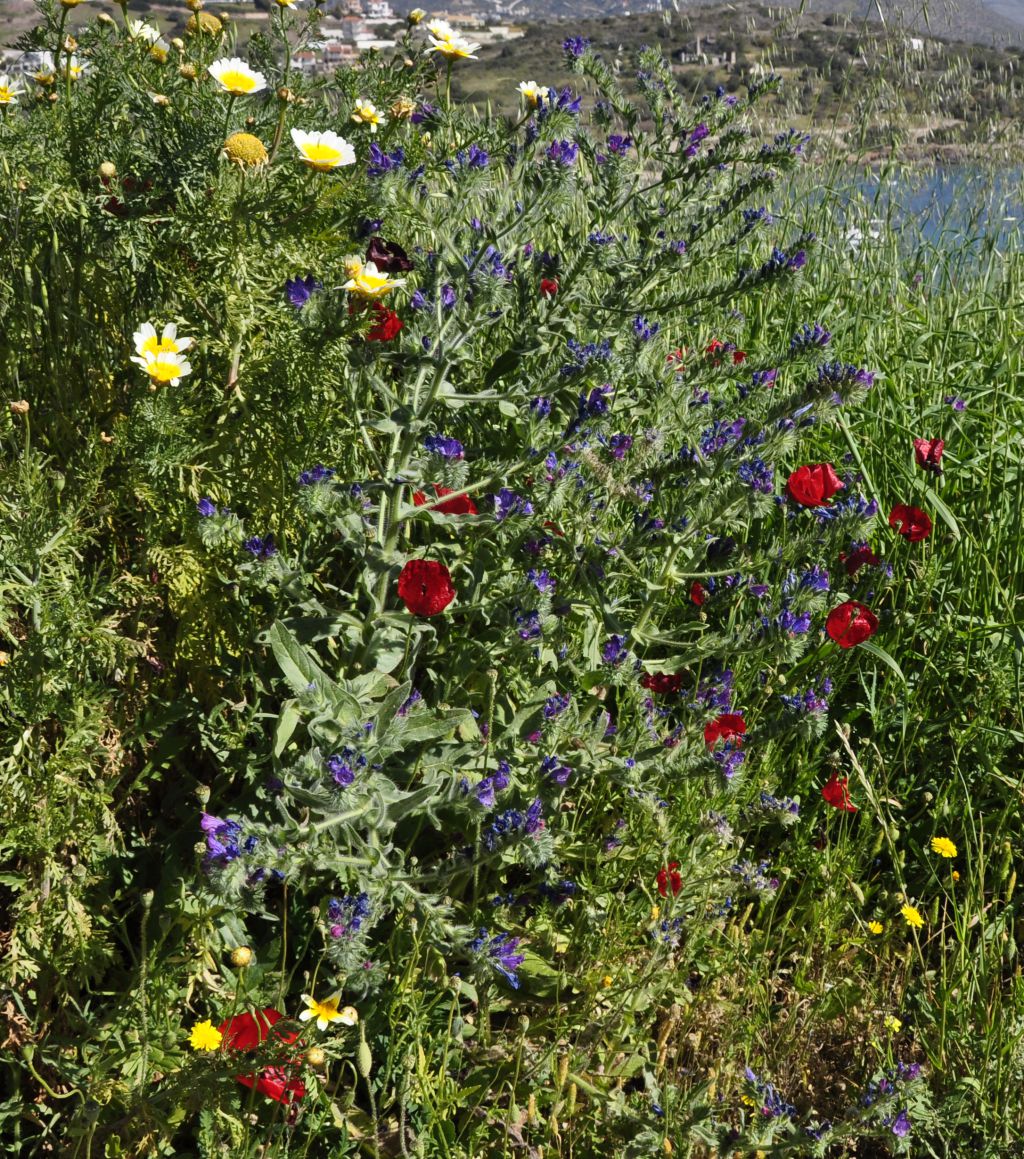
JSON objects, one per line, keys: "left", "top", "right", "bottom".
{"left": 0, "top": 3, "right": 1022, "bottom": 1156}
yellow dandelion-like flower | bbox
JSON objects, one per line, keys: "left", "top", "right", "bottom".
{"left": 867, "top": 920, "right": 884, "bottom": 935}
{"left": 351, "top": 98, "right": 385, "bottom": 133}
{"left": 223, "top": 131, "right": 268, "bottom": 167}
{"left": 883, "top": 1014, "right": 902, "bottom": 1034}
{"left": 952, "top": 869, "right": 960, "bottom": 882}
{"left": 901, "top": 903, "right": 925, "bottom": 929}
{"left": 342, "top": 260, "right": 405, "bottom": 298}
{"left": 299, "top": 993, "right": 359, "bottom": 1031}
{"left": 930, "top": 836, "right": 957, "bottom": 859}
{"left": 189, "top": 1020, "right": 223, "bottom": 1051}
{"left": 601, "top": 974, "right": 613, "bottom": 988}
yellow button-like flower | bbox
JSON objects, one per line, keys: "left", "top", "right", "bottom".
{"left": 186, "top": 11, "right": 223, "bottom": 34}
{"left": 352, "top": 98, "right": 385, "bottom": 133}
{"left": 208, "top": 57, "right": 266, "bottom": 95}
{"left": 189, "top": 1020, "right": 223, "bottom": 1051}
{"left": 299, "top": 993, "right": 358, "bottom": 1031}
{"left": 224, "top": 131, "right": 268, "bottom": 167}
{"left": 900, "top": 903, "right": 925, "bottom": 929}
{"left": 930, "top": 836, "right": 957, "bottom": 859}
{"left": 290, "top": 128, "right": 355, "bottom": 171}
{"left": 428, "top": 32, "right": 479, "bottom": 60}
{"left": 517, "top": 81, "right": 546, "bottom": 108}
{"left": 342, "top": 260, "right": 405, "bottom": 298}
{"left": 601, "top": 974, "right": 613, "bottom": 988}
{"left": 133, "top": 322, "right": 192, "bottom": 359}
{"left": 0, "top": 74, "right": 25, "bottom": 105}
{"left": 867, "top": 920, "right": 884, "bottom": 935}
{"left": 883, "top": 1014, "right": 902, "bottom": 1034}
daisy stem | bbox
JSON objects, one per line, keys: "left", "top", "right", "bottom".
{"left": 222, "top": 93, "right": 236, "bottom": 143}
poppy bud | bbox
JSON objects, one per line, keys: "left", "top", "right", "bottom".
{"left": 99, "top": 161, "right": 117, "bottom": 180}
{"left": 305, "top": 1046, "right": 326, "bottom": 1068}
{"left": 230, "top": 946, "right": 253, "bottom": 967}
{"left": 9, "top": 400, "right": 29, "bottom": 415}
{"left": 356, "top": 1036, "right": 373, "bottom": 1079}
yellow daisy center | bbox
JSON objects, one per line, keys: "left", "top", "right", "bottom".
{"left": 141, "top": 336, "right": 179, "bottom": 356}
{"left": 0, "top": 88, "right": 12, "bottom": 103}
{"left": 148, "top": 359, "right": 182, "bottom": 382}
{"left": 218, "top": 70, "right": 257, "bottom": 94}
{"left": 301, "top": 142, "right": 344, "bottom": 169}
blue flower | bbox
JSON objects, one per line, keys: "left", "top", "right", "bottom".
{"left": 891, "top": 1109, "right": 911, "bottom": 1138}
{"left": 298, "top": 464, "right": 335, "bottom": 486}
{"left": 944, "top": 394, "right": 967, "bottom": 411}
{"left": 530, "top": 397, "right": 551, "bottom": 419}
{"left": 541, "top": 755, "right": 572, "bottom": 784}
{"left": 201, "top": 813, "right": 243, "bottom": 866}
{"left": 197, "top": 497, "right": 217, "bottom": 517}
{"left": 494, "top": 488, "right": 533, "bottom": 522}
{"left": 606, "top": 134, "right": 632, "bottom": 155}
{"left": 470, "top": 928, "right": 526, "bottom": 987}
{"left": 367, "top": 142, "right": 404, "bottom": 177}
{"left": 602, "top": 634, "right": 628, "bottom": 665}
{"left": 543, "top": 692, "right": 571, "bottom": 720}
{"left": 527, "top": 568, "right": 556, "bottom": 593}
{"left": 632, "top": 314, "right": 659, "bottom": 342}
{"left": 285, "top": 275, "right": 322, "bottom": 310}
{"left": 243, "top": 534, "right": 277, "bottom": 561}
{"left": 791, "top": 323, "right": 832, "bottom": 351}
{"left": 424, "top": 433, "right": 464, "bottom": 460}
{"left": 562, "top": 35, "right": 591, "bottom": 58}
{"left": 546, "top": 140, "right": 579, "bottom": 166}
{"left": 737, "top": 457, "right": 774, "bottom": 494}
{"left": 440, "top": 284, "right": 457, "bottom": 309}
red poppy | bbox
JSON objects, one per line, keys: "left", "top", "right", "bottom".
{"left": 825, "top": 600, "right": 878, "bottom": 649}
{"left": 237, "top": 1066, "right": 306, "bottom": 1105}
{"left": 785, "top": 463, "right": 844, "bottom": 508}
{"left": 913, "top": 437, "right": 944, "bottom": 475}
{"left": 732, "top": 350, "right": 747, "bottom": 365}
{"left": 542, "top": 520, "right": 565, "bottom": 537}
{"left": 367, "top": 303, "right": 403, "bottom": 342}
{"left": 689, "top": 581, "right": 706, "bottom": 607}
{"left": 888, "top": 504, "right": 932, "bottom": 542}
{"left": 840, "top": 544, "right": 880, "bottom": 577}
{"left": 217, "top": 1009, "right": 305, "bottom": 1106}
{"left": 657, "top": 861, "right": 682, "bottom": 897}
{"left": 413, "top": 485, "right": 478, "bottom": 516}
{"left": 397, "top": 559, "right": 455, "bottom": 616}
{"left": 539, "top": 277, "right": 559, "bottom": 298}
{"left": 704, "top": 713, "right": 746, "bottom": 749}
{"left": 666, "top": 347, "right": 687, "bottom": 369}
{"left": 821, "top": 772, "right": 858, "bottom": 812}
{"left": 641, "top": 672, "right": 683, "bottom": 695}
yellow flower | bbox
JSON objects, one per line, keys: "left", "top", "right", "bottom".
{"left": 650, "top": 904, "right": 660, "bottom": 921}
{"left": 930, "top": 836, "right": 957, "bottom": 859}
{"left": 276, "top": 0, "right": 299, "bottom": 7}
{"left": 290, "top": 128, "right": 355, "bottom": 171}
{"left": 867, "top": 920, "right": 884, "bottom": 935}
{"left": 299, "top": 993, "right": 358, "bottom": 1031}
{"left": 189, "top": 1020, "right": 223, "bottom": 1051}
{"left": 133, "top": 322, "right": 192, "bottom": 359}
{"left": 517, "top": 81, "right": 546, "bottom": 108}
{"left": 952, "top": 869, "right": 960, "bottom": 882}
{"left": 601, "top": 974, "right": 613, "bottom": 988}
{"left": 131, "top": 350, "right": 192, "bottom": 387}
{"left": 342, "top": 260, "right": 405, "bottom": 298}
{"left": 150, "top": 38, "right": 171, "bottom": 63}
{"left": 883, "top": 1014, "right": 902, "bottom": 1034}
{"left": 428, "top": 32, "right": 479, "bottom": 60}
{"left": 901, "top": 903, "right": 925, "bottom": 929}
{"left": 186, "top": 11, "right": 223, "bottom": 34}
{"left": 208, "top": 57, "right": 266, "bottom": 95}
{"left": 352, "top": 98, "right": 385, "bottom": 133}
{"left": 65, "top": 55, "right": 86, "bottom": 81}
{"left": 0, "top": 74, "right": 25, "bottom": 105}
{"left": 224, "top": 131, "right": 268, "bottom": 167}
{"left": 408, "top": 7, "right": 426, "bottom": 23}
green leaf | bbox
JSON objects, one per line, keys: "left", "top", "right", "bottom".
{"left": 924, "top": 486, "right": 961, "bottom": 541}
{"left": 859, "top": 640, "right": 906, "bottom": 682}
{"left": 265, "top": 621, "right": 335, "bottom": 696}
{"left": 273, "top": 700, "right": 302, "bottom": 758}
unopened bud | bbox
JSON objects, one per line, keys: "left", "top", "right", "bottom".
{"left": 63, "top": 35, "right": 78, "bottom": 51}
{"left": 179, "top": 63, "right": 197, "bottom": 80}
{"left": 230, "top": 946, "right": 253, "bottom": 967}
{"left": 171, "top": 37, "right": 185, "bottom": 50}
{"left": 97, "top": 11, "right": 115, "bottom": 24}
{"left": 9, "top": 400, "right": 30, "bottom": 415}
{"left": 356, "top": 1036, "right": 373, "bottom": 1078}
{"left": 305, "top": 1046, "right": 326, "bottom": 1067}
{"left": 151, "top": 93, "right": 170, "bottom": 106}
{"left": 99, "top": 161, "right": 117, "bottom": 179}
{"left": 277, "top": 86, "right": 294, "bottom": 102}
{"left": 408, "top": 7, "right": 425, "bottom": 23}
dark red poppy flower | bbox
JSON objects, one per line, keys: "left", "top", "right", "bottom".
{"left": 412, "top": 485, "right": 478, "bottom": 516}
{"left": 840, "top": 543, "right": 880, "bottom": 577}
{"left": 786, "top": 463, "right": 844, "bottom": 508}
{"left": 217, "top": 1009, "right": 305, "bottom": 1106}
{"left": 732, "top": 349, "right": 747, "bottom": 365}
{"left": 367, "top": 303, "right": 403, "bottom": 342}
{"left": 365, "top": 236, "right": 414, "bottom": 273}
{"left": 542, "top": 520, "right": 565, "bottom": 538}
{"left": 657, "top": 861, "right": 682, "bottom": 897}
{"left": 821, "top": 772, "right": 858, "bottom": 812}
{"left": 704, "top": 713, "right": 746, "bottom": 749}
{"left": 825, "top": 600, "right": 878, "bottom": 649}
{"left": 689, "top": 581, "right": 706, "bottom": 606}
{"left": 397, "top": 559, "right": 455, "bottom": 616}
{"left": 888, "top": 504, "right": 932, "bottom": 542}
{"left": 666, "top": 347, "right": 687, "bottom": 369}
{"left": 539, "top": 277, "right": 559, "bottom": 298}
{"left": 640, "top": 672, "right": 683, "bottom": 695}
{"left": 913, "top": 437, "right": 944, "bottom": 475}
